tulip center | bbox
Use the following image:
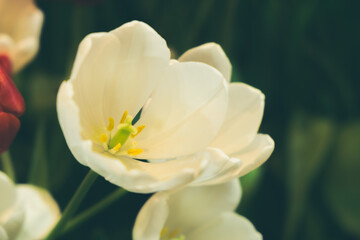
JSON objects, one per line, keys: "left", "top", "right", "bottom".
{"left": 100, "top": 110, "right": 145, "bottom": 156}
{"left": 161, "top": 227, "right": 185, "bottom": 240}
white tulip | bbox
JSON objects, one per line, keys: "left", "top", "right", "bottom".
{"left": 57, "top": 21, "right": 231, "bottom": 193}
{"left": 179, "top": 43, "right": 275, "bottom": 186}
{"left": 0, "top": 171, "right": 60, "bottom": 240}
{"left": 0, "top": 0, "right": 43, "bottom": 72}
{"left": 133, "top": 179, "right": 262, "bottom": 240}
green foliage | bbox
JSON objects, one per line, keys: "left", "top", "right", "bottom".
{"left": 284, "top": 113, "right": 335, "bottom": 239}
{"left": 325, "top": 121, "right": 360, "bottom": 237}
{"left": 29, "top": 120, "right": 49, "bottom": 189}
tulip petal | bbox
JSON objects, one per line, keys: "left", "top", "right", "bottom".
{"left": 14, "top": 185, "right": 60, "bottom": 240}
{"left": 0, "top": 34, "right": 13, "bottom": 56}
{"left": 133, "top": 180, "right": 241, "bottom": 239}
{"left": 0, "top": 112, "right": 20, "bottom": 155}
{"left": 2, "top": 206, "right": 24, "bottom": 240}
{"left": 68, "top": 32, "right": 122, "bottom": 141}
{"left": 0, "top": 171, "right": 16, "bottom": 223}
{"left": 0, "top": 0, "right": 43, "bottom": 72}
{"left": 84, "top": 145, "right": 204, "bottom": 193}
{"left": 0, "top": 226, "right": 8, "bottom": 240}
{"left": 179, "top": 42, "right": 232, "bottom": 82}
{"left": 68, "top": 21, "right": 170, "bottom": 142}
{"left": 165, "top": 179, "right": 241, "bottom": 234}
{"left": 229, "top": 134, "right": 274, "bottom": 177}
{"left": 0, "top": 56, "right": 25, "bottom": 116}
{"left": 194, "top": 135, "right": 274, "bottom": 185}
{"left": 191, "top": 148, "right": 242, "bottom": 186}
{"left": 133, "top": 191, "right": 169, "bottom": 240}
{"left": 211, "top": 82, "right": 264, "bottom": 155}
{"left": 136, "top": 61, "right": 228, "bottom": 160}
{"left": 102, "top": 21, "right": 170, "bottom": 126}
{"left": 57, "top": 82, "right": 87, "bottom": 165}
{"left": 187, "top": 212, "right": 262, "bottom": 240}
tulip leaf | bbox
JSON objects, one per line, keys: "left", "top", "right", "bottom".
{"left": 324, "top": 121, "right": 360, "bottom": 237}
{"left": 284, "top": 113, "right": 334, "bottom": 239}
{"left": 304, "top": 204, "right": 328, "bottom": 240}
{"left": 28, "top": 120, "right": 49, "bottom": 189}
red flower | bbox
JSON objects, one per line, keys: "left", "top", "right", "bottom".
{"left": 0, "top": 55, "right": 25, "bottom": 154}
{"left": 0, "top": 110, "right": 20, "bottom": 154}
{"left": 0, "top": 55, "right": 25, "bottom": 116}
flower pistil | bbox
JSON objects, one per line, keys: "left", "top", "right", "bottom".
{"left": 100, "top": 110, "right": 145, "bottom": 156}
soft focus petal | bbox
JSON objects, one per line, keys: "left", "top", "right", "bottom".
{"left": 211, "top": 83, "right": 264, "bottom": 155}
{"left": 190, "top": 148, "right": 242, "bottom": 186}
{"left": 2, "top": 206, "right": 24, "bottom": 240}
{"left": 179, "top": 42, "right": 232, "bottom": 82}
{"left": 0, "top": 112, "right": 20, "bottom": 155}
{"left": 58, "top": 81, "right": 208, "bottom": 193}
{"left": 136, "top": 61, "right": 228, "bottom": 160}
{"left": 14, "top": 185, "right": 60, "bottom": 240}
{"left": 0, "top": 0, "right": 44, "bottom": 72}
{"left": 201, "top": 135, "right": 274, "bottom": 184}
{"left": 196, "top": 135, "right": 274, "bottom": 185}
{"left": 133, "top": 180, "right": 241, "bottom": 240}
{"left": 133, "top": 192, "right": 169, "bottom": 240}
{"left": 165, "top": 180, "right": 241, "bottom": 234}
{"left": 0, "top": 226, "right": 8, "bottom": 240}
{"left": 0, "top": 34, "right": 13, "bottom": 57}
{"left": 0, "top": 171, "right": 16, "bottom": 223}
{"left": 228, "top": 134, "right": 274, "bottom": 177}
{"left": 187, "top": 212, "right": 262, "bottom": 240}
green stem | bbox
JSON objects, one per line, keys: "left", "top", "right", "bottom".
{"left": 61, "top": 187, "right": 127, "bottom": 235}
{"left": 1, "top": 151, "right": 16, "bottom": 181}
{"left": 46, "top": 170, "right": 98, "bottom": 240}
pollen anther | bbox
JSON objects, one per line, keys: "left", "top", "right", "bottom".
{"left": 132, "top": 125, "right": 146, "bottom": 138}
{"left": 160, "top": 227, "right": 168, "bottom": 237}
{"left": 107, "top": 117, "right": 114, "bottom": 131}
{"left": 120, "top": 110, "right": 128, "bottom": 124}
{"left": 168, "top": 229, "right": 181, "bottom": 239}
{"left": 127, "top": 148, "right": 143, "bottom": 156}
{"left": 113, "top": 143, "right": 122, "bottom": 151}
{"left": 109, "top": 142, "right": 122, "bottom": 154}
{"left": 100, "top": 134, "right": 108, "bottom": 143}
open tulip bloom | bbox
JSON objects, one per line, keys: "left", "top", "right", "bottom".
{"left": 0, "top": 171, "right": 60, "bottom": 240}
{"left": 57, "top": 20, "right": 274, "bottom": 193}
{"left": 133, "top": 179, "right": 262, "bottom": 240}
{"left": 0, "top": 0, "right": 44, "bottom": 73}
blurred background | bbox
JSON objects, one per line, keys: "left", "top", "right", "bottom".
{"left": 5, "top": 0, "right": 360, "bottom": 239}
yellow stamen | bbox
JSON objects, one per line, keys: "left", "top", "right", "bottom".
{"left": 107, "top": 117, "right": 114, "bottom": 131}
{"left": 132, "top": 125, "right": 146, "bottom": 138}
{"left": 120, "top": 110, "right": 128, "bottom": 124}
{"left": 127, "top": 148, "right": 143, "bottom": 156}
{"left": 160, "top": 227, "right": 168, "bottom": 237}
{"left": 113, "top": 143, "right": 122, "bottom": 152}
{"left": 168, "top": 229, "right": 181, "bottom": 239}
{"left": 109, "top": 143, "right": 122, "bottom": 154}
{"left": 100, "top": 134, "right": 108, "bottom": 143}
